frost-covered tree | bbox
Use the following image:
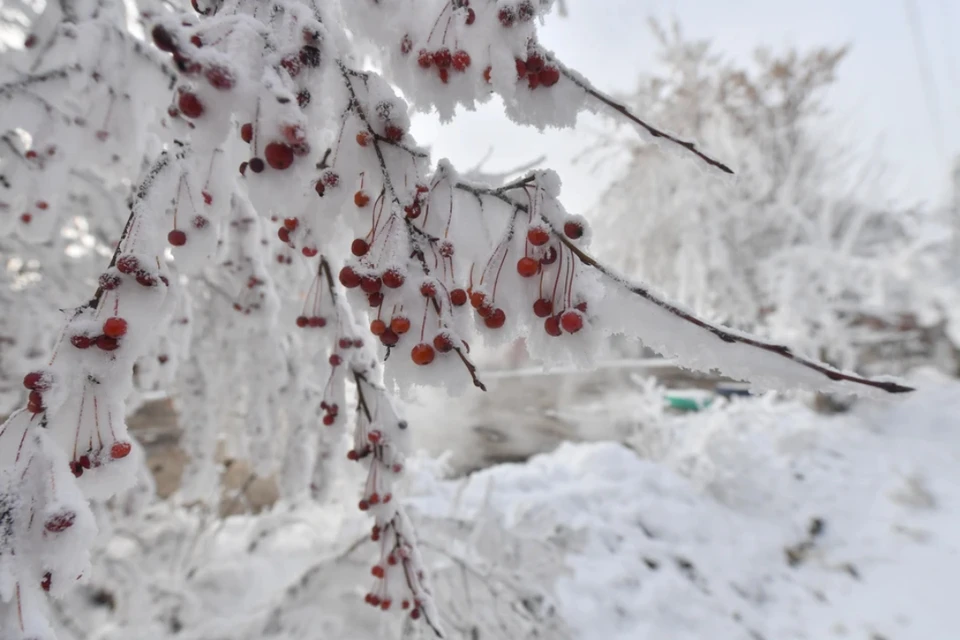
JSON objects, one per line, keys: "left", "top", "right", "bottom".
{"left": 590, "top": 21, "right": 954, "bottom": 373}
{"left": 0, "top": 3, "right": 911, "bottom": 639}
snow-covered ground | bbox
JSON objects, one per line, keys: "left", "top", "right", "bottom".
{"left": 64, "top": 371, "right": 959, "bottom": 640}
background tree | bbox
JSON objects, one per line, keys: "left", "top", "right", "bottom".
{"left": 590, "top": 20, "right": 957, "bottom": 374}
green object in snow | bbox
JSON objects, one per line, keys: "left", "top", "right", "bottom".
{"left": 665, "top": 394, "right": 713, "bottom": 412}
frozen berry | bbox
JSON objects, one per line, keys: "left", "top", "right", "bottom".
{"left": 177, "top": 91, "right": 204, "bottom": 118}
{"left": 452, "top": 50, "right": 471, "bottom": 72}
{"left": 168, "top": 229, "right": 187, "bottom": 246}
{"left": 354, "top": 190, "right": 370, "bottom": 207}
{"left": 533, "top": 298, "right": 554, "bottom": 318}
{"left": 110, "top": 442, "right": 132, "bottom": 459}
{"left": 351, "top": 238, "right": 369, "bottom": 256}
{"left": 433, "top": 333, "right": 454, "bottom": 353}
{"left": 102, "top": 317, "right": 128, "bottom": 339}
{"left": 240, "top": 122, "right": 253, "bottom": 143}
{"left": 484, "top": 308, "right": 506, "bottom": 329}
{"left": 390, "top": 316, "right": 411, "bottom": 335}
{"left": 339, "top": 267, "right": 361, "bottom": 288}
{"left": 563, "top": 221, "right": 583, "bottom": 239}
{"left": 411, "top": 343, "right": 435, "bottom": 365}
{"left": 560, "top": 310, "right": 584, "bottom": 333}
{"left": 382, "top": 269, "right": 405, "bottom": 289}
{"left": 517, "top": 257, "right": 539, "bottom": 277}
{"left": 544, "top": 315, "right": 562, "bottom": 337}
{"left": 264, "top": 142, "right": 294, "bottom": 170}
{"left": 249, "top": 157, "right": 265, "bottom": 173}
{"left": 450, "top": 289, "right": 468, "bottom": 306}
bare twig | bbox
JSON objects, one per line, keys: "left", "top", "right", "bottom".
{"left": 549, "top": 57, "right": 734, "bottom": 174}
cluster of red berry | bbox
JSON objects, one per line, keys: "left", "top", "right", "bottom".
{"left": 238, "top": 121, "right": 310, "bottom": 177}
{"left": 416, "top": 46, "right": 471, "bottom": 84}
{"left": 515, "top": 51, "right": 560, "bottom": 89}
{"left": 275, "top": 216, "right": 318, "bottom": 258}
{"left": 152, "top": 25, "right": 238, "bottom": 121}
{"left": 497, "top": 1, "right": 536, "bottom": 27}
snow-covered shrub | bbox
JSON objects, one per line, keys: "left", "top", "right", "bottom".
{"left": 590, "top": 21, "right": 956, "bottom": 374}
{"left": 1, "top": 3, "right": 912, "bottom": 638}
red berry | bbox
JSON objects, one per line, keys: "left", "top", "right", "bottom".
{"left": 560, "top": 310, "right": 584, "bottom": 333}
{"left": 351, "top": 238, "right": 369, "bottom": 256}
{"left": 278, "top": 227, "right": 290, "bottom": 243}
{"left": 71, "top": 335, "right": 93, "bottom": 349}
{"left": 20, "top": 213, "right": 31, "bottom": 224}
{"left": 354, "top": 190, "right": 370, "bottom": 207}
{"left": 390, "top": 316, "right": 411, "bottom": 335}
{"left": 433, "top": 333, "right": 454, "bottom": 353}
{"left": 498, "top": 7, "right": 516, "bottom": 26}
{"left": 136, "top": 272, "right": 157, "bottom": 287}
{"left": 308, "top": 316, "right": 327, "bottom": 328}
{"left": 545, "top": 315, "right": 562, "bottom": 337}
{"left": 35, "top": 201, "right": 48, "bottom": 210}
{"left": 466, "top": 8, "right": 476, "bottom": 24}
{"left": 439, "top": 241, "right": 455, "bottom": 257}
{"left": 296, "top": 316, "right": 309, "bottom": 328}
{"left": 284, "top": 217, "right": 299, "bottom": 230}
{"left": 370, "top": 319, "right": 387, "bottom": 336}
{"left": 470, "top": 291, "right": 486, "bottom": 308}
{"left": 517, "top": 1, "right": 535, "bottom": 21}
{"left": 110, "top": 442, "right": 132, "bottom": 459}
{"left": 264, "top": 142, "right": 294, "bottom": 170}
{"left": 329, "top": 354, "right": 342, "bottom": 366}
{"left": 533, "top": 298, "right": 554, "bottom": 318}
{"left": 382, "top": 269, "right": 405, "bottom": 289}
{"left": 41, "top": 573, "right": 51, "bottom": 592}
{"left": 299, "top": 45, "right": 321, "bottom": 68}
{"left": 420, "top": 282, "right": 437, "bottom": 298}
{"left": 322, "top": 171, "right": 339, "bottom": 187}
{"left": 323, "top": 414, "right": 335, "bottom": 426}
{"left": 168, "top": 229, "right": 187, "bottom": 246}
{"left": 380, "top": 329, "right": 399, "bottom": 346}
{"left": 433, "top": 48, "right": 452, "bottom": 69}
{"left": 528, "top": 226, "right": 550, "bottom": 246}
{"left": 201, "top": 191, "right": 212, "bottom": 205}
{"left": 356, "top": 132, "right": 370, "bottom": 146}
{"left": 371, "top": 565, "right": 385, "bottom": 578}
{"left": 575, "top": 301, "right": 588, "bottom": 313}
{"left": 240, "top": 122, "right": 253, "bottom": 143}
{"left": 368, "top": 292, "right": 384, "bottom": 307}
{"left": 96, "top": 335, "right": 119, "bottom": 351}
{"left": 177, "top": 91, "right": 204, "bottom": 118}
{"left": 249, "top": 158, "right": 265, "bottom": 173}
{"left": 452, "top": 50, "right": 471, "bottom": 72}
{"left": 339, "top": 267, "right": 361, "bottom": 288}
{"left": 205, "top": 65, "right": 234, "bottom": 90}
{"left": 418, "top": 49, "right": 433, "bottom": 68}
{"left": 44, "top": 511, "right": 76, "bottom": 533}
{"left": 540, "top": 246, "right": 558, "bottom": 265}
{"left": 411, "top": 343, "right": 435, "bottom": 365}
{"left": 527, "top": 72, "right": 540, "bottom": 90}
{"left": 517, "top": 257, "right": 539, "bottom": 277}
{"left": 449, "top": 289, "right": 468, "bottom": 306}
{"left": 301, "top": 247, "right": 318, "bottom": 257}
{"left": 23, "top": 372, "right": 47, "bottom": 391}
{"left": 483, "top": 66, "right": 492, "bottom": 83}
{"left": 151, "top": 25, "right": 177, "bottom": 52}
{"left": 102, "top": 317, "right": 128, "bottom": 339}
{"left": 539, "top": 66, "right": 560, "bottom": 87}
{"left": 515, "top": 58, "right": 527, "bottom": 78}
{"left": 384, "top": 125, "right": 404, "bottom": 142}
{"left": 27, "top": 390, "right": 43, "bottom": 413}
{"left": 314, "top": 181, "right": 325, "bottom": 197}
{"left": 239, "top": 161, "right": 248, "bottom": 176}
{"left": 98, "top": 273, "right": 121, "bottom": 291}
{"left": 526, "top": 54, "right": 545, "bottom": 74}
{"left": 484, "top": 308, "right": 506, "bottom": 329}
{"left": 360, "top": 276, "right": 382, "bottom": 294}
{"left": 116, "top": 255, "right": 139, "bottom": 274}
{"left": 563, "top": 221, "right": 584, "bottom": 239}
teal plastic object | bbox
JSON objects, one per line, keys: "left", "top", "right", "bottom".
{"left": 665, "top": 393, "right": 713, "bottom": 412}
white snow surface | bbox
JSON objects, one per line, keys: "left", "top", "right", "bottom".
{"left": 406, "top": 377, "right": 959, "bottom": 640}
{"left": 70, "top": 374, "right": 959, "bottom": 640}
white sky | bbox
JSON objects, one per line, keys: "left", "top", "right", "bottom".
{"left": 411, "top": 0, "right": 960, "bottom": 214}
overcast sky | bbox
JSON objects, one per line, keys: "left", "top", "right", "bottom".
{"left": 411, "top": 0, "right": 960, "bottom": 214}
